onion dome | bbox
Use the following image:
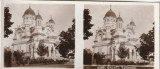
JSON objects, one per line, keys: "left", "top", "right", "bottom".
{"left": 104, "top": 9, "right": 116, "bottom": 18}
{"left": 116, "top": 14, "right": 123, "bottom": 22}
{"left": 49, "top": 17, "right": 55, "bottom": 23}
{"left": 36, "top": 12, "right": 42, "bottom": 20}
{"left": 130, "top": 18, "right": 136, "bottom": 26}
{"left": 23, "top": 6, "right": 35, "bottom": 16}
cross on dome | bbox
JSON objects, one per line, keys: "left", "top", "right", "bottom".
{"left": 110, "top": 5, "right": 112, "bottom": 10}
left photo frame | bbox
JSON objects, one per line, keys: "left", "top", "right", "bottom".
{"left": 2, "top": 2, "right": 75, "bottom": 68}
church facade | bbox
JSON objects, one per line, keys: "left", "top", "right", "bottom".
{"left": 11, "top": 6, "right": 62, "bottom": 60}
{"left": 93, "top": 7, "right": 142, "bottom": 62}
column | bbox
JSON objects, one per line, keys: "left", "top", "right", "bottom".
{"left": 32, "top": 45, "right": 35, "bottom": 59}
{"left": 49, "top": 46, "right": 51, "bottom": 58}
{"left": 53, "top": 46, "right": 55, "bottom": 61}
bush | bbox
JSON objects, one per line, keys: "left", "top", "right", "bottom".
{"left": 29, "top": 59, "right": 39, "bottom": 64}
{"left": 4, "top": 49, "right": 12, "bottom": 67}
{"left": 13, "top": 51, "right": 24, "bottom": 66}
{"left": 110, "top": 60, "right": 136, "bottom": 65}
{"left": 136, "top": 61, "right": 149, "bottom": 65}
{"left": 29, "top": 58, "right": 57, "bottom": 64}
{"left": 84, "top": 49, "right": 92, "bottom": 65}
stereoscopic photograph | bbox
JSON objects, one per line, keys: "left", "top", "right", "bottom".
{"left": 84, "top": 4, "right": 154, "bottom": 69}
{"left": 3, "top": 4, "right": 75, "bottom": 68}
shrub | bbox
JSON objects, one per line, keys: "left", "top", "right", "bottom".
{"left": 110, "top": 60, "right": 136, "bottom": 65}
{"left": 4, "top": 49, "right": 11, "bottom": 67}
{"left": 136, "top": 61, "right": 149, "bottom": 65}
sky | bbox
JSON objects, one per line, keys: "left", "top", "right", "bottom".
{"left": 84, "top": 5, "right": 154, "bottom": 50}
{"left": 3, "top": 4, "right": 75, "bottom": 47}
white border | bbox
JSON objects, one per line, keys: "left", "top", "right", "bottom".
{"left": 1, "top": 1, "right": 159, "bottom": 69}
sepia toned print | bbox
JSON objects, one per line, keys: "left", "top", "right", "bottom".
{"left": 4, "top": 4, "right": 75, "bottom": 68}
{"left": 84, "top": 5, "right": 154, "bottom": 69}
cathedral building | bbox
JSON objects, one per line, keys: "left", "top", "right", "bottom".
{"left": 11, "top": 6, "right": 62, "bottom": 60}
{"left": 93, "top": 7, "right": 142, "bottom": 62}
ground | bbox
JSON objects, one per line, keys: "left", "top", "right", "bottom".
{"left": 12, "top": 64, "right": 74, "bottom": 68}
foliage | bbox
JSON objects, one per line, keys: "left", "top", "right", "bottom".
{"left": 83, "top": 49, "right": 92, "bottom": 65}
{"left": 58, "top": 19, "right": 75, "bottom": 57}
{"left": 13, "top": 50, "right": 25, "bottom": 66}
{"left": 37, "top": 40, "right": 47, "bottom": 57}
{"left": 94, "top": 52, "right": 105, "bottom": 65}
{"left": 4, "top": 7, "right": 14, "bottom": 38}
{"left": 110, "top": 61, "right": 136, "bottom": 65}
{"left": 29, "top": 58, "right": 67, "bottom": 64}
{"left": 4, "top": 49, "right": 12, "bottom": 67}
{"left": 84, "top": 9, "right": 94, "bottom": 40}
{"left": 139, "top": 23, "right": 154, "bottom": 60}
{"left": 117, "top": 42, "right": 129, "bottom": 61}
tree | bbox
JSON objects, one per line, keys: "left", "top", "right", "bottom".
{"left": 4, "top": 7, "right": 14, "bottom": 38}
{"left": 117, "top": 42, "right": 129, "bottom": 62}
{"left": 4, "top": 48, "right": 11, "bottom": 67}
{"left": 58, "top": 19, "right": 75, "bottom": 57}
{"left": 13, "top": 50, "right": 24, "bottom": 66}
{"left": 93, "top": 52, "right": 105, "bottom": 65}
{"left": 37, "top": 40, "right": 47, "bottom": 57}
{"left": 139, "top": 22, "right": 154, "bottom": 60}
{"left": 58, "top": 40, "right": 70, "bottom": 57}
{"left": 83, "top": 49, "right": 92, "bottom": 65}
{"left": 84, "top": 9, "right": 94, "bottom": 40}
{"left": 139, "top": 43, "right": 149, "bottom": 60}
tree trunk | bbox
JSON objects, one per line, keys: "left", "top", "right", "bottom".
{"left": 121, "top": 59, "right": 122, "bottom": 65}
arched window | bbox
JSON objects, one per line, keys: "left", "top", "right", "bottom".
{"left": 51, "top": 46, "right": 53, "bottom": 53}
{"left": 38, "top": 21, "right": 39, "bottom": 26}
{"left": 110, "top": 47, "right": 112, "bottom": 54}
{"left": 128, "top": 49, "right": 130, "bottom": 59}
{"left": 47, "top": 47, "right": 49, "bottom": 57}
{"left": 107, "top": 19, "right": 109, "bottom": 22}
{"left": 121, "top": 23, "right": 122, "bottom": 28}
{"left": 132, "top": 49, "right": 134, "bottom": 56}
{"left": 26, "top": 17, "right": 28, "bottom": 20}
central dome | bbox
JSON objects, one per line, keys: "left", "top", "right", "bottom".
{"left": 23, "top": 7, "right": 35, "bottom": 16}
{"left": 104, "top": 9, "right": 116, "bottom": 18}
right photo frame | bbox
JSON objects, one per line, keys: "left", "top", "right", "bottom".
{"left": 83, "top": 4, "right": 155, "bottom": 69}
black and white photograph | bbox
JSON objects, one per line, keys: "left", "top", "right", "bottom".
{"left": 83, "top": 4, "right": 155, "bottom": 69}
{"left": 3, "top": 4, "right": 75, "bottom": 68}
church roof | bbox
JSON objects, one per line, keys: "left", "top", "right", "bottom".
{"left": 116, "top": 15, "right": 123, "bottom": 22}
{"left": 104, "top": 9, "right": 116, "bottom": 18}
{"left": 23, "top": 6, "right": 35, "bottom": 16}
{"left": 36, "top": 12, "right": 42, "bottom": 20}
{"left": 49, "top": 17, "right": 55, "bottom": 23}
{"left": 130, "top": 20, "right": 136, "bottom": 26}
